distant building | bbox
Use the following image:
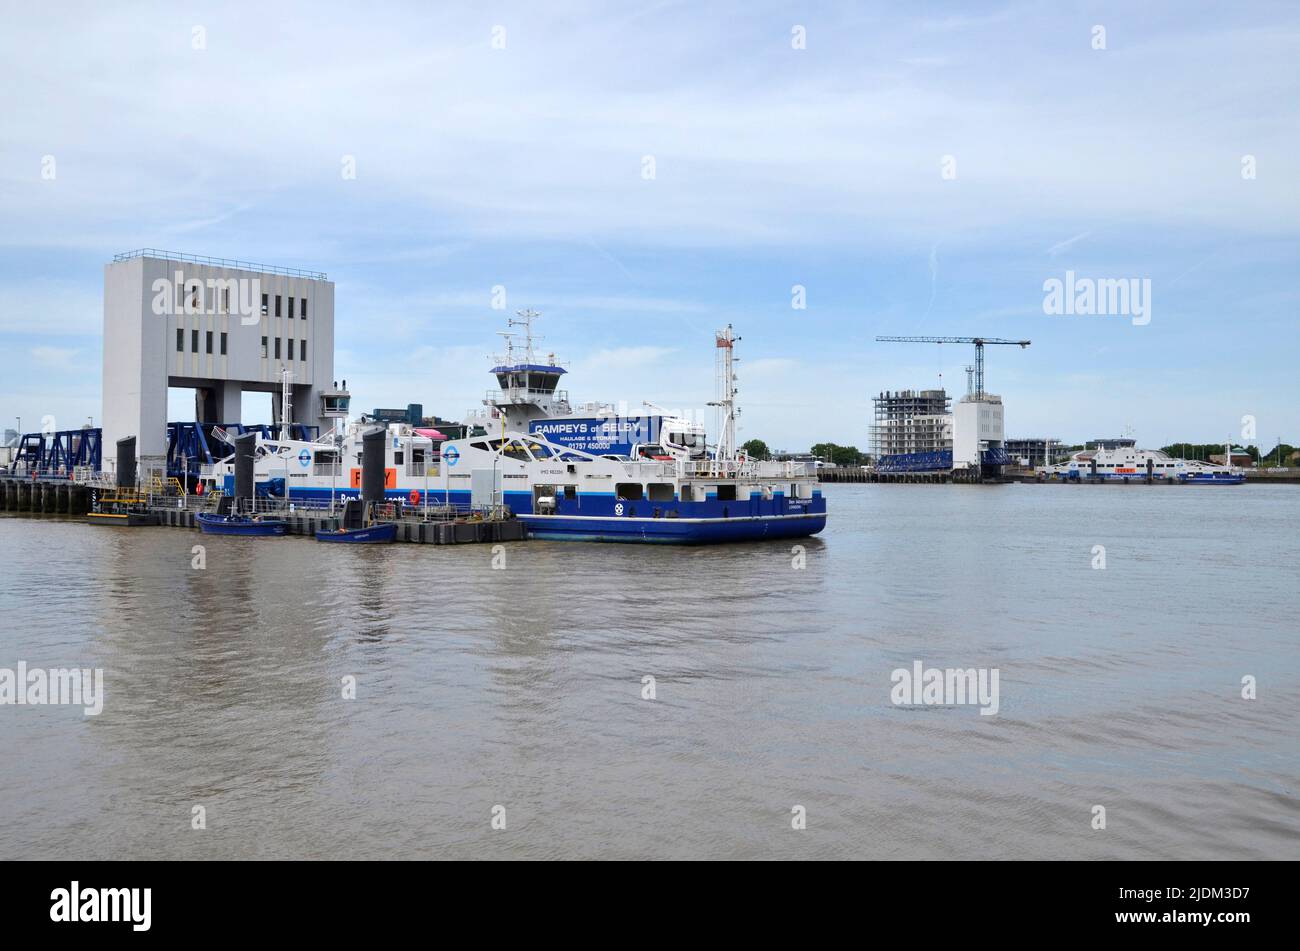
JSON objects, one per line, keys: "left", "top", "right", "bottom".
{"left": 1006, "top": 437, "right": 1063, "bottom": 467}
{"left": 952, "top": 393, "right": 1005, "bottom": 470}
{"left": 871, "top": 389, "right": 953, "bottom": 457}
{"left": 1210, "top": 450, "right": 1255, "bottom": 467}
{"left": 367, "top": 404, "right": 424, "bottom": 425}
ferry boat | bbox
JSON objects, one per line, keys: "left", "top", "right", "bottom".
{"left": 1043, "top": 445, "right": 1245, "bottom": 484}
{"left": 195, "top": 512, "right": 288, "bottom": 536}
{"left": 198, "top": 316, "right": 827, "bottom": 543}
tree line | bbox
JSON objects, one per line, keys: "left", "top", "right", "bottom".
{"left": 739, "top": 439, "right": 869, "bottom": 467}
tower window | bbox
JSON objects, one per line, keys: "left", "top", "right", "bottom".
{"left": 300, "top": 297, "right": 307, "bottom": 319}
{"left": 220, "top": 332, "right": 228, "bottom": 356}
{"left": 261, "top": 293, "right": 268, "bottom": 316}
{"left": 300, "top": 340, "right": 307, "bottom": 362}
{"left": 274, "top": 338, "right": 281, "bottom": 359}
{"left": 261, "top": 336, "right": 268, "bottom": 358}
{"left": 288, "top": 339, "right": 295, "bottom": 361}
{"left": 288, "top": 297, "right": 295, "bottom": 319}
{"left": 275, "top": 295, "right": 282, "bottom": 317}
{"left": 176, "top": 328, "right": 183, "bottom": 351}
{"left": 191, "top": 329, "right": 198, "bottom": 352}
{"left": 205, "top": 331, "right": 213, "bottom": 354}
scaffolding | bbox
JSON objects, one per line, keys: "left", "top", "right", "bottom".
{"left": 1005, "top": 437, "right": 1063, "bottom": 467}
{"left": 870, "top": 390, "right": 952, "bottom": 458}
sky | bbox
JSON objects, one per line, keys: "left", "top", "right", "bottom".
{"left": 1, "top": 1, "right": 1297, "bottom": 451}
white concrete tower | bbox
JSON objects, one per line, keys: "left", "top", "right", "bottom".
{"left": 102, "top": 250, "right": 339, "bottom": 471}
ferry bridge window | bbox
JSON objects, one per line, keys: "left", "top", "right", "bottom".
{"left": 680, "top": 484, "right": 694, "bottom": 502}
{"left": 616, "top": 483, "right": 644, "bottom": 500}
{"left": 648, "top": 483, "right": 674, "bottom": 502}
{"left": 525, "top": 440, "right": 555, "bottom": 458}
{"left": 716, "top": 484, "right": 737, "bottom": 501}
{"left": 564, "top": 485, "right": 577, "bottom": 499}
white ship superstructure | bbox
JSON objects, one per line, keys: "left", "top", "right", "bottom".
{"left": 1043, "top": 445, "right": 1244, "bottom": 484}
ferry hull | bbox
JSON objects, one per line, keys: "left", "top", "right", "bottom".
{"left": 518, "top": 512, "right": 827, "bottom": 544}
{"left": 315, "top": 522, "right": 398, "bottom": 544}
{"left": 1179, "top": 473, "right": 1245, "bottom": 485}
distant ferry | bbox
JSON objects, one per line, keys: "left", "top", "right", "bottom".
{"left": 200, "top": 314, "right": 827, "bottom": 543}
{"left": 1043, "top": 446, "right": 1244, "bottom": 484}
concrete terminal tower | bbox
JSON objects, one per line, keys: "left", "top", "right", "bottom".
{"left": 102, "top": 250, "right": 347, "bottom": 471}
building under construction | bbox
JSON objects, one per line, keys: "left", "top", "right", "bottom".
{"left": 870, "top": 389, "right": 953, "bottom": 458}
{"left": 871, "top": 336, "right": 1029, "bottom": 478}
{"left": 1005, "top": 437, "right": 1063, "bottom": 467}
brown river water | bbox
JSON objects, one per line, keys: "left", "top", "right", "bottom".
{"left": 1, "top": 483, "right": 1296, "bottom": 859}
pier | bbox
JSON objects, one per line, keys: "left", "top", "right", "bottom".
{"left": 819, "top": 468, "right": 988, "bottom": 484}
{"left": 0, "top": 477, "right": 525, "bottom": 544}
{"left": 0, "top": 477, "right": 94, "bottom": 515}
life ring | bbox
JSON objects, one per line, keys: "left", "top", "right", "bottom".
{"left": 409, "top": 489, "right": 420, "bottom": 505}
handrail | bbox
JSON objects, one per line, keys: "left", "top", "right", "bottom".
{"left": 112, "top": 248, "right": 327, "bottom": 281}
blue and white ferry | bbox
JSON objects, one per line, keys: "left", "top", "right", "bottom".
{"left": 1043, "top": 445, "right": 1245, "bottom": 484}
{"left": 200, "top": 315, "right": 827, "bottom": 543}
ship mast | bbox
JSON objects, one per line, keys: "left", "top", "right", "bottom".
{"left": 279, "top": 366, "right": 293, "bottom": 441}
{"left": 708, "top": 325, "right": 739, "bottom": 460}
{"left": 509, "top": 308, "right": 540, "bottom": 365}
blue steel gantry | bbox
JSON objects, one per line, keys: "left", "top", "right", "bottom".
{"left": 10, "top": 428, "right": 102, "bottom": 477}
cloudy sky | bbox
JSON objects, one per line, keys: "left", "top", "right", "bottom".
{"left": 1, "top": 1, "right": 1297, "bottom": 450}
